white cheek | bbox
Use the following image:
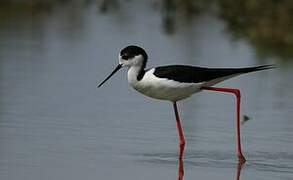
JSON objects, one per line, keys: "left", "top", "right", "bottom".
{"left": 132, "top": 55, "right": 143, "bottom": 66}
{"left": 119, "top": 58, "right": 127, "bottom": 65}
{"left": 119, "top": 54, "right": 143, "bottom": 67}
{"left": 119, "top": 59, "right": 131, "bottom": 67}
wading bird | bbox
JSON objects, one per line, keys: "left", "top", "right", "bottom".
{"left": 98, "top": 45, "right": 274, "bottom": 169}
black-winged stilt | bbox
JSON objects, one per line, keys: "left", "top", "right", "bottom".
{"left": 98, "top": 45, "right": 274, "bottom": 166}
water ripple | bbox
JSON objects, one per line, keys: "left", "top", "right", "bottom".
{"left": 133, "top": 150, "right": 293, "bottom": 174}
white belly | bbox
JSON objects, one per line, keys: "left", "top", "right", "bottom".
{"left": 128, "top": 69, "right": 203, "bottom": 102}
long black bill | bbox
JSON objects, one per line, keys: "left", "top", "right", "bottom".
{"left": 97, "top": 64, "right": 122, "bottom": 87}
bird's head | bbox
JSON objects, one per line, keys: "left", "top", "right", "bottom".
{"left": 98, "top": 45, "right": 148, "bottom": 87}
{"left": 119, "top": 45, "right": 148, "bottom": 68}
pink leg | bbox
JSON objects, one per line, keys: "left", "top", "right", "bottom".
{"left": 172, "top": 102, "right": 185, "bottom": 180}
{"left": 201, "top": 86, "right": 246, "bottom": 163}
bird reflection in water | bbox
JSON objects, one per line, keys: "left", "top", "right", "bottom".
{"left": 176, "top": 156, "right": 245, "bottom": 180}
{"left": 177, "top": 157, "right": 184, "bottom": 180}
{"left": 235, "top": 162, "right": 245, "bottom": 180}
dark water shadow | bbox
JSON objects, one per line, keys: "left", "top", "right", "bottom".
{"left": 247, "top": 151, "right": 293, "bottom": 174}
{"left": 137, "top": 151, "right": 236, "bottom": 168}
{"left": 134, "top": 150, "right": 293, "bottom": 179}
{"left": 135, "top": 151, "right": 243, "bottom": 180}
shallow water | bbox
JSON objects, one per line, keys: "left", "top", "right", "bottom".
{"left": 1, "top": 1, "right": 293, "bottom": 180}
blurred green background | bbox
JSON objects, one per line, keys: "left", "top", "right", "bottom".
{"left": 1, "top": 0, "right": 293, "bottom": 58}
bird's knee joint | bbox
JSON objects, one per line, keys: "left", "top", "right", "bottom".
{"left": 234, "top": 89, "right": 241, "bottom": 98}
{"left": 180, "top": 141, "right": 186, "bottom": 147}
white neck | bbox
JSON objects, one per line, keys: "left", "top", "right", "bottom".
{"left": 127, "top": 65, "right": 143, "bottom": 85}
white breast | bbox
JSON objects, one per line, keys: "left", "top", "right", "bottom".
{"left": 128, "top": 68, "right": 203, "bottom": 102}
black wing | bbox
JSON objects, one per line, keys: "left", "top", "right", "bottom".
{"left": 153, "top": 65, "right": 275, "bottom": 83}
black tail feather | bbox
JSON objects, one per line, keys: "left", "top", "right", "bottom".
{"left": 153, "top": 64, "right": 276, "bottom": 84}
{"left": 238, "top": 64, "right": 276, "bottom": 74}
{"left": 247, "top": 64, "right": 277, "bottom": 72}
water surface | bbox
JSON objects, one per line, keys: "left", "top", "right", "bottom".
{"left": 0, "top": 1, "right": 293, "bottom": 180}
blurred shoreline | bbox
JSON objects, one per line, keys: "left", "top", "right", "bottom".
{"left": 1, "top": 0, "right": 293, "bottom": 59}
